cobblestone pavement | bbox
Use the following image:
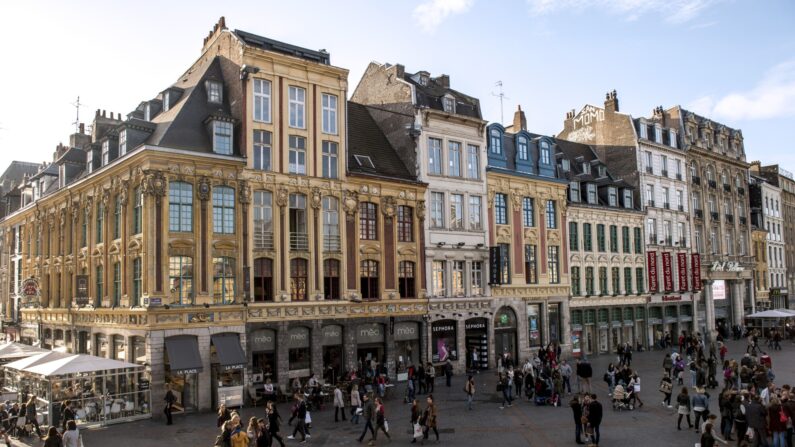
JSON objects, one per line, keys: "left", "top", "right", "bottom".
{"left": 9, "top": 338, "right": 794, "bottom": 447}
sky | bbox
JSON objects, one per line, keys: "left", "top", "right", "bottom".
{"left": 1, "top": 0, "right": 794, "bottom": 174}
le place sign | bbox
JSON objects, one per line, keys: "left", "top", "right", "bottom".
{"left": 710, "top": 261, "right": 744, "bottom": 272}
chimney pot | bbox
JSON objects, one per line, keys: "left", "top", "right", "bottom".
{"left": 513, "top": 105, "right": 527, "bottom": 131}
{"left": 79, "top": 123, "right": 85, "bottom": 134}
{"left": 220, "top": 16, "right": 226, "bottom": 29}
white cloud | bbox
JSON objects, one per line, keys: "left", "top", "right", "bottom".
{"left": 526, "top": 0, "right": 720, "bottom": 24}
{"left": 413, "top": 0, "right": 474, "bottom": 32}
{"left": 690, "top": 61, "right": 795, "bottom": 121}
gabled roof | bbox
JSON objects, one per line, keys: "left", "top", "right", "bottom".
{"left": 402, "top": 73, "right": 481, "bottom": 119}
{"left": 555, "top": 139, "right": 632, "bottom": 189}
{"left": 234, "top": 29, "right": 331, "bottom": 65}
{"left": 347, "top": 102, "right": 414, "bottom": 181}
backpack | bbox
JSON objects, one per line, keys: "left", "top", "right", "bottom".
{"left": 780, "top": 408, "right": 789, "bottom": 424}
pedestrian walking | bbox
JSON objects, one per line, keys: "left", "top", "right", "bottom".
{"left": 373, "top": 398, "right": 391, "bottom": 443}
{"left": 288, "top": 394, "right": 308, "bottom": 443}
{"left": 42, "top": 426, "right": 61, "bottom": 447}
{"left": 577, "top": 359, "right": 593, "bottom": 394}
{"left": 267, "top": 401, "right": 286, "bottom": 447}
{"left": 350, "top": 384, "right": 362, "bottom": 424}
{"left": 659, "top": 372, "right": 673, "bottom": 408}
{"left": 357, "top": 394, "right": 376, "bottom": 445}
{"left": 464, "top": 375, "right": 475, "bottom": 410}
{"left": 628, "top": 373, "right": 643, "bottom": 408}
{"left": 421, "top": 395, "right": 439, "bottom": 443}
{"left": 676, "top": 387, "right": 693, "bottom": 430}
{"left": 587, "top": 394, "right": 603, "bottom": 446}
{"left": 62, "top": 420, "right": 79, "bottom": 447}
{"left": 247, "top": 416, "right": 260, "bottom": 446}
{"left": 692, "top": 387, "right": 710, "bottom": 432}
{"left": 570, "top": 395, "right": 584, "bottom": 445}
{"left": 60, "top": 400, "right": 75, "bottom": 432}
{"left": 334, "top": 384, "right": 346, "bottom": 422}
{"left": 444, "top": 359, "right": 453, "bottom": 387}
{"left": 407, "top": 375, "right": 416, "bottom": 403}
{"left": 24, "top": 396, "right": 42, "bottom": 438}
{"left": 426, "top": 363, "right": 436, "bottom": 394}
{"left": 700, "top": 423, "right": 717, "bottom": 447}
{"left": 164, "top": 385, "right": 176, "bottom": 425}
{"left": 256, "top": 418, "right": 271, "bottom": 447}
{"left": 229, "top": 414, "right": 249, "bottom": 447}
{"left": 498, "top": 373, "right": 513, "bottom": 409}
{"left": 218, "top": 404, "right": 232, "bottom": 428}
{"left": 410, "top": 399, "right": 422, "bottom": 444}
{"left": 560, "top": 360, "right": 573, "bottom": 394}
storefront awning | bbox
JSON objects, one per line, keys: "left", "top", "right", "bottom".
{"left": 211, "top": 333, "right": 246, "bottom": 371}
{"left": 165, "top": 335, "right": 203, "bottom": 374}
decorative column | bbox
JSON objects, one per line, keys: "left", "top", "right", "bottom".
{"left": 310, "top": 187, "right": 322, "bottom": 298}
{"left": 560, "top": 297, "right": 572, "bottom": 353}
{"left": 342, "top": 190, "right": 359, "bottom": 298}
{"left": 142, "top": 171, "right": 166, "bottom": 295}
{"left": 100, "top": 187, "right": 110, "bottom": 307}
{"left": 731, "top": 281, "right": 744, "bottom": 326}
{"left": 416, "top": 200, "right": 426, "bottom": 293}
{"left": 703, "top": 280, "right": 716, "bottom": 344}
{"left": 276, "top": 187, "right": 289, "bottom": 298}
{"left": 239, "top": 180, "right": 251, "bottom": 302}
{"left": 381, "top": 196, "right": 396, "bottom": 294}
{"left": 197, "top": 178, "right": 211, "bottom": 294}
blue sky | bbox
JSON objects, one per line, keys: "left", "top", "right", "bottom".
{"left": 1, "top": 0, "right": 794, "bottom": 172}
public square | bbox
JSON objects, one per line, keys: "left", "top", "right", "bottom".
{"left": 6, "top": 338, "right": 781, "bottom": 447}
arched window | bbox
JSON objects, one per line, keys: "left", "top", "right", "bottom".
{"left": 516, "top": 136, "right": 528, "bottom": 160}
{"left": 489, "top": 128, "right": 502, "bottom": 154}
{"left": 213, "top": 186, "right": 235, "bottom": 234}
{"left": 398, "top": 261, "right": 415, "bottom": 299}
{"left": 169, "top": 256, "right": 193, "bottom": 305}
{"left": 323, "top": 259, "right": 340, "bottom": 300}
{"left": 253, "top": 258, "right": 273, "bottom": 302}
{"left": 323, "top": 197, "right": 340, "bottom": 252}
{"left": 213, "top": 256, "right": 236, "bottom": 304}
{"left": 169, "top": 181, "right": 193, "bottom": 232}
{"left": 290, "top": 258, "right": 308, "bottom": 301}
{"left": 539, "top": 141, "right": 551, "bottom": 165}
{"left": 360, "top": 259, "right": 379, "bottom": 300}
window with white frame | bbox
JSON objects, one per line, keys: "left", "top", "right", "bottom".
{"left": 638, "top": 121, "right": 647, "bottom": 139}
{"left": 644, "top": 151, "right": 653, "bottom": 171}
{"left": 466, "top": 144, "right": 480, "bottom": 179}
{"left": 517, "top": 136, "right": 528, "bottom": 160}
{"left": 288, "top": 86, "right": 306, "bottom": 128}
{"left": 495, "top": 193, "right": 508, "bottom": 225}
{"left": 539, "top": 141, "right": 551, "bottom": 165}
{"left": 450, "top": 194, "right": 464, "bottom": 229}
{"left": 655, "top": 125, "right": 663, "bottom": 143}
{"left": 523, "top": 197, "right": 535, "bottom": 227}
{"left": 708, "top": 195, "right": 716, "bottom": 213}
{"left": 288, "top": 135, "right": 306, "bottom": 175}
{"left": 646, "top": 218, "right": 657, "bottom": 242}
{"left": 452, "top": 261, "right": 464, "bottom": 296}
{"left": 545, "top": 200, "right": 557, "bottom": 229}
{"left": 442, "top": 96, "right": 455, "bottom": 113}
{"left": 670, "top": 129, "right": 677, "bottom": 148}
{"left": 253, "top": 130, "right": 271, "bottom": 171}
{"left": 207, "top": 81, "right": 222, "bottom": 103}
{"left": 582, "top": 161, "right": 591, "bottom": 175}
{"left": 623, "top": 190, "right": 633, "bottom": 208}
{"left": 432, "top": 260, "right": 446, "bottom": 297}
{"left": 102, "top": 140, "right": 110, "bottom": 165}
{"left": 587, "top": 184, "right": 597, "bottom": 204}
{"left": 118, "top": 130, "right": 127, "bottom": 156}
{"left": 322, "top": 141, "right": 338, "bottom": 179}
{"left": 428, "top": 138, "right": 443, "bottom": 175}
{"left": 321, "top": 93, "right": 337, "bottom": 134}
{"left": 570, "top": 182, "right": 580, "bottom": 202}
{"left": 254, "top": 190, "right": 273, "bottom": 250}
{"left": 676, "top": 190, "right": 684, "bottom": 210}
{"left": 213, "top": 121, "right": 233, "bottom": 155}
{"left": 448, "top": 141, "right": 462, "bottom": 177}
{"left": 662, "top": 187, "right": 670, "bottom": 207}
{"left": 645, "top": 184, "right": 654, "bottom": 206}
{"left": 694, "top": 229, "right": 703, "bottom": 253}
{"left": 471, "top": 262, "right": 483, "bottom": 296}
{"left": 677, "top": 222, "right": 686, "bottom": 245}
{"left": 710, "top": 228, "right": 718, "bottom": 254}
{"left": 660, "top": 155, "right": 668, "bottom": 175}
{"left": 253, "top": 79, "right": 271, "bottom": 123}
{"left": 469, "top": 196, "right": 482, "bottom": 230}
{"left": 490, "top": 129, "right": 502, "bottom": 155}
{"left": 430, "top": 192, "right": 445, "bottom": 228}
{"left": 608, "top": 187, "right": 617, "bottom": 207}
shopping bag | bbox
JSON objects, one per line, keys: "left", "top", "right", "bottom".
{"left": 413, "top": 423, "right": 424, "bottom": 438}
{"left": 384, "top": 420, "right": 389, "bottom": 433}
{"left": 305, "top": 411, "right": 312, "bottom": 424}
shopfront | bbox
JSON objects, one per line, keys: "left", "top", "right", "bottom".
{"left": 527, "top": 305, "right": 542, "bottom": 348}
{"left": 464, "top": 318, "right": 488, "bottom": 370}
{"left": 548, "top": 303, "right": 561, "bottom": 344}
{"left": 430, "top": 320, "right": 457, "bottom": 364}
{"left": 287, "top": 327, "right": 311, "bottom": 380}
{"left": 164, "top": 335, "right": 202, "bottom": 413}
{"left": 321, "top": 325, "right": 344, "bottom": 385}
{"left": 394, "top": 322, "right": 420, "bottom": 380}
{"left": 610, "top": 308, "right": 622, "bottom": 350}
{"left": 597, "top": 309, "right": 609, "bottom": 353}
{"left": 583, "top": 309, "right": 596, "bottom": 356}
{"left": 494, "top": 307, "right": 517, "bottom": 363}
{"left": 210, "top": 333, "right": 246, "bottom": 408}
{"left": 622, "top": 308, "right": 635, "bottom": 347}
{"left": 250, "top": 329, "right": 276, "bottom": 384}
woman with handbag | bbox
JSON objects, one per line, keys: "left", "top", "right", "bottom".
{"left": 422, "top": 395, "right": 439, "bottom": 443}
{"left": 676, "top": 387, "right": 693, "bottom": 430}
{"left": 410, "top": 399, "right": 422, "bottom": 444}
{"left": 373, "top": 398, "right": 391, "bottom": 442}
{"left": 659, "top": 372, "right": 673, "bottom": 408}
{"left": 350, "top": 384, "right": 362, "bottom": 424}
{"left": 628, "top": 373, "right": 643, "bottom": 408}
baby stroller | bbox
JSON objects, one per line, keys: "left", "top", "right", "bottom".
{"left": 611, "top": 384, "right": 634, "bottom": 411}
{"left": 523, "top": 373, "right": 535, "bottom": 399}
{"left": 533, "top": 377, "right": 558, "bottom": 406}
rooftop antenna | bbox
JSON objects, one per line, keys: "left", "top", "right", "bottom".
{"left": 491, "top": 81, "right": 509, "bottom": 124}
{"left": 71, "top": 96, "right": 82, "bottom": 133}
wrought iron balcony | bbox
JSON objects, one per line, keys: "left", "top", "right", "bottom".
{"left": 739, "top": 216, "right": 747, "bottom": 225}
{"left": 324, "top": 235, "right": 341, "bottom": 252}
{"left": 695, "top": 209, "right": 704, "bottom": 219}
{"left": 725, "top": 214, "right": 734, "bottom": 223}
{"left": 738, "top": 187, "right": 745, "bottom": 195}
{"left": 710, "top": 211, "right": 720, "bottom": 220}
{"left": 253, "top": 224, "right": 274, "bottom": 250}
{"left": 646, "top": 166, "right": 653, "bottom": 174}
{"left": 663, "top": 202, "right": 670, "bottom": 210}
{"left": 692, "top": 176, "right": 701, "bottom": 185}
{"left": 723, "top": 184, "right": 731, "bottom": 192}
{"left": 708, "top": 180, "right": 717, "bottom": 189}
{"left": 290, "top": 232, "right": 309, "bottom": 251}
{"left": 661, "top": 170, "right": 669, "bottom": 177}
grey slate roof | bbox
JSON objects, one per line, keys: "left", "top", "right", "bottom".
{"left": 402, "top": 74, "right": 481, "bottom": 119}
{"left": 555, "top": 139, "right": 632, "bottom": 189}
{"left": 347, "top": 102, "right": 415, "bottom": 181}
{"left": 233, "top": 29, "right": 331, "bottom": 65}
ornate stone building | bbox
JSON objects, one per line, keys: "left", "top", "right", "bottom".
{"left": 756, "top": 164, "right": 795, "bottom": 309}
{"left": 749, "top": 173, "right": 770, "bottom": 311}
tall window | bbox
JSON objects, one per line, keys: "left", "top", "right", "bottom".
{"left": 570, "top": 182, "right": 581, "bottom": 202}
{"left": 113, "top": 262, "right": 121, "bottom": 307}
{"left": 448, "top": 141, "right": 462, "bottom": 177}
{"left": 253, "top": 78, "right": 272, "bottom": 123}
{"left": 495, "top": 193, "right": 508, "bottom": 225}
{"left": 545, "top": 200, "right": 557, "bottom": 228}
{"left": 288, "top": 86, "right": 305, "bottom": 128}
{"left": 213, "top": 121, "right": 233, "bottom": 155}
{"left": 289, "top": 194, "right": 308, "bottom": 250}
{"left": 430, "top": 192, "right": 445, "bottom": 228}
{"left": 213, "top": 256, "right": 236, "bottom": 304}
{"left": 569, "top": 222, "right": 578, "bottom": 251}
{"left": 432, "top": 260, "right": 446, "bottom": 296}
{"left": 132, "top": 257, "right": 142, "bottom": 306}
{"left": 95, "top": 265, "right": 103, "bottom": 306}
{"left": 290, "top": 258, "right": 308, "bottom": 301}
{"left": 611, "top": 267, "right": 620, "bottom": 294}
{"left": 499, "top": 243, "right": 510, "bottom": 284}
{"left": 133, "top": 187, "right": 143, "bottom": 235}
{"left": 598, "top": 266, "right": 608, "bottom": 294}
{"left": 450, "top": 194, "right": 464, "bottom": 229}
{"left": 646, "top": 218, "right": 657, "bottom": 243}
{"left": 468, "top": 196, "right": 482, "bottom": 230}
{"left": 253, "top": 258, "right": 273, "bottom": 302}
{"left": 254, "top": 191, "right": 274, "bottom": 250}
{"left": 118, "top": 130, "right": 127, "bottom": 156}
{"left": 608, "top": 188, "right": 618, "bottom": 207}
{"left": 169, "top": 256, "right": 193, "bottom": 305}
{"left": 359, "top": 202, "right": 378, "bottom": 240}
{"left": 321, "top": 93, "right": 337, "bottom": 134}
{"left": 428, "top": 138, "right": 443, "bottom": 175}
{"left": 452, "top": 261, "right": 465, "bottom": 296}
{"left": 490, "top": 128, "right": 502, "bottom": 154}
{"left": 288, "top": 135, "right": 306, "bottom": 175}
{"left": 466, "top": 144, "right": 480, "bottom": 179}
{"left": 323, "top": 259, "right": 340, "bottom": 300}
{"left": 596, "top": 224, "right": 606, "bottom": 252}
{"left": 95, "top": 202, "right": 104, "bottom": 244}
{"left": 583, "top": 223, "right": 593, "bottom": 251}
{"left": 571, "top": 267, "right": 581, "bottom": 295}
{"left": 114, "top": 196, "right": 122, "bottom": 239}
{"left": 398, "top": 261, "right": 415, "bottom": 298}
{"left": 471, "top": 261, "right": 483, "bottom": 296}
{"left": 634, "top": 227, "right": 642, "bottom": 253}
{"left": 523, "top": 197, "right": 535, "bottom": 227}
{"left": 253, "top": 130, "right": 272, "bottom": 171}
{"left": 525, "top": 245, "right": 538, "bottom": 284}
{"left": 102, "top": 140, "right": 110, "bottom": 165}
{"left": 321, "top": 141, "right": 338, "bottom": 179}
{"left": 548, "top": 246, "right": 560, "bottom": 284}
{"left": 540, "top": 141, "right": 551, "bottom": 165}
{"left": 397, "top": 205, "right": 414, "bottom": 242}
{"left": 622, "top": 226, "right": 630, "bottom": 253}
{"left": 635, "top": 267, "right": 644, "bottom": 293}
{"left": 212, "top": 186, "right": 235, "bottom": 234}
{"left": 169, "top": 182, "right": 193, "bottom": 232}
{"left": 609, "top": 225, "right": 618, "bottom": 252}
{"left": 585, "top": 267, "right": 594, "bottom": 295}
{"left": 517, "top": 136, "right": 528, "bottom": 160}
{"left": 624, "top": 267, "right": 633, "bottom": 294}
{"left": 207, "top": 81, "right": 222, "bottom": 103}
{"left": 360, "top": 259, "right": 379, "bottom": 299}
{"left": 323, "top": 197, "right": 340, "bottom": 251}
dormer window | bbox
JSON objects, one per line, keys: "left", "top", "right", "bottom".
{"left": 163, "top": 92, "right": 170, "bottom": 112}
{"left": 587, "top": 183, "right": 597, "bottom": 204}
{"left": 561, "top": 159, "right": 570, "bottom": 172}
{"left": 669, "top": 129, "right": 677, "bottom": 148}
{"left": 570, "top": 182, "right": 580, "bottom": 202}
{"left": 144, "top": 104, "right": 151, "bottom": 121}
{"left": 582, "top": 162, "right": 591, "bottom": 175}
{"left": 213, "top": 121, "right": 233, "bottom": 155}
{"left": 608, "top": 187, "right": 617, "bottom": 207}
{"left": 86, "top": 151, "right": 94, "bottom": 174}
{"left": 101, "top": 140, "right": 110, "bottom": 166}
{"left": 598, "top": 165, "right": 607, "bottom": 178}
{"left": 119, "top": 130, "right": 127, "bottom": 156}
{"left": 623, "top": 190, "right": 633, "bottom": 209}
{"left": 654, "top": 125, "right": 662, "bottom": 143}
{"left": 207, "top": 81, "right": 223, "bottom": 104}
{"left": 59, "top": 165, "right": 66, "bottom": 188}
{"left": 489, "top": 128, "right": 502, "bottom": 155}
{"left": 539, "top": 141, "right": 551, "bottom": 165}
{"left": 638, "top": 121, "right": 647, "bottom": 139}
{"left": 517, "top": 136, "right": 528, "bottom": 160}
{"left": 419, "top": 74, "right": 429, "bottom": 86}
{"left": 442, "top": 96, "right": 455, "bottom": 113}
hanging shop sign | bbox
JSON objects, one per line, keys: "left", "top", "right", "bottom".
{"left": 647, "top": 251, "right": 658, "bottom": 293}
{"left": 662, "top": 252, "right": 673, "bottom": 291}
{"left": 692, "top": 254, "right": 702, "bottom": 290}
{"left": 677, "top": 252, "right": 688, "bottom": 291}
{"left": 710, "top": 261, "right": 744, "bottom": 272}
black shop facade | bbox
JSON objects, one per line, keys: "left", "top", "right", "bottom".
{"left": 246, "top": 316, "right": 426, "bottom": 390}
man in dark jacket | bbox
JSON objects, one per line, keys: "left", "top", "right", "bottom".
{"left": 289, "top": 394, "right": 308, "bottom": 442}
{"left": 357, "top": 394, "right": 376, "bottom": 444}
{"left": 588, "top": 394, "right": 603, "bottom": 446}
{"left": 745, "top": 396, "right": 769, "bottom": 447}
{"left": 164, "top": 385, "right": 176, "bottom": 425}
{"left": 444, "top": 360, "right": 453, "bottom": 387}
{"left": 576, "top": 359, "right": 593, "bottom": 394}
{"left": 570, "top": 396, "right": 584, "bottom": 444}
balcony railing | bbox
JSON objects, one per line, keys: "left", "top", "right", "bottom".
{"left": 664, "top": 236, "right": 673, "bottom": 246}
{"left": 290, "top": 232, "right": 309, "bottom": 251}
{"left": 723, "top": 184, "right": 731, "bottom": 192}
{"left": 676, "top": 173, "right": 683, "bottom": 181}
{"left": 725, "top": 214, "right": 734, "bottom": 223}
{"left": 692, "top": 176, "right": 701, "bottom": 185}
{"left": 663, "top": 202, "right": 670, "bottom": 210}
{"left": 647, "top": 200, "right": 656, "bottom": 208}
{"left": 708, "top": 180, "right": 717, "bottom": 189}
{"left": 324, "top": 235, "right": 341, "bottom": 252}
{"left": 645, "top": 166, "right": 653, "bottom": 174}
{"left": 648, "top": 234, "right": 658, "bottom": 245}
{"left": 661, "top": 170, "right": 669, "bottom": 177}
{"left": 695, "top": 209, "right": 704, "bottom": 219}
{"left": 253, "top": 224, "right": 274, "bottom": 250}
{"left": 679, "top": 238, "right": 686, "bottom": 246}
{"left": 678, "top": 205, "right": 685, "bottom": 211}
{"left": 710, "top": 211, "right": 720, "bottom": 221}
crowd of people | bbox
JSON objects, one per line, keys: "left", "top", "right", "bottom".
{"left": 0, "top": 394, "right": 81, "bottom": 447}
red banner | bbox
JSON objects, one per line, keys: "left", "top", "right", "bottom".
{"left": 662, "top": 252, "right": 673, "bottom": 291}
{"left": 677, "top": 252, "right": 688, "bottom": 291}
{"left": 692, "top": 253, "right": 701, "bottom": 291}
{"left": 647, "top": 251, "right": 658, "bottom": 293}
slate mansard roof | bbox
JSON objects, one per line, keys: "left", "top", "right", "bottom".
{"left": 347, "top": 102, "right": 416, "bottom": 182}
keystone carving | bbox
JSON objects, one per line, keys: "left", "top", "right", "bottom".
{"left": 343, "top": 190, "right": 359, "bottom": 220}
{"left": 381, "top": 196, "right": 396, "bottom": 220}
{"left": 275, "top": 186, "right": 289, "bottom": 208}
{"left": 238, "top": 180, "right": 251, "bottom": 204}
{"left": 143, "top": 171, "right": 167, "bottom": 202}
{"left": 197, "top": 177, "right": 211, "bottom": 201}
{"left": 310, "top": 187, "right": 322, "bottom": 209}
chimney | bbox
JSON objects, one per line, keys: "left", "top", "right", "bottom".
{"left": 202, "top": 16, "right": 228, "bottom": 53}
{"left": 562, "top": 109, "right": 576, "bottom": 133}
{"left": 604, "top": 90, "right": 619, "bottom": 113}
{"left": 394, "top": 64, "right": 405, "bottom": 79}
{"left": 435, "top": 74, "right": 450, "bottom": 88}
{"left": 513, "top": 105, "right": 527, "bottom": 131}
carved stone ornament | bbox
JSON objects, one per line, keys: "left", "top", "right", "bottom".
{"left": 275, "top": 186, "right": 289, "bottom": 208}
{"left": 342, "top": 190, "right": 359, "bottom": 220}
{"left": 100, "top": 187, "right": 111, "bottom": 209}
{"left": 83, "top": 195, "right": 93, "bottom": 211}
{"left": 238, "top": 180, "right": 252, "bottom": 204}
{"left": 511, "top": 192, "right": 523, "bottom": 209}
{"left": 143, "top": 171, "right": 167, "bottom": 202}
{"left": 310, "top": 187, "right": 322, "bottom": 209}
{"left": 381, "top": 196, "right": 397, "bottom": 220}
{"left": 197, "top": 177, "right": 211, "bottom": 201}
{"left": 416, "top": 200, "right": 426, "bottom": 220}
{"left": 118, "top": 180, "right": 129, "bottom": 206}
{"left": 59, "top": 208, "right": 67, "bottom": 227}
{"left": 71, "top": 202, "right": 81, "bottom": 223}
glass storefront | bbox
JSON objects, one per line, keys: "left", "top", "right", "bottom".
{"left": 394, "top": 322, "right": 420, "bottom": 379}
{"left": 356, "top": 323, "right": 386, "bottom": 381}
{"left": 527, "top": 305, "right": 542, "bottom": 347}
{"left": 548, "top": 303, "right": 561, "bottom": 344}
{"left": 494, "top": 307, "right": 517, "bottom": 363}
{"left": 210, "top": 333, "right": 245, "bottom": 408}
{"left": 288, "top": 327, "right": 311, "bottom": 379}
{"left": 431, "top": 320, "right": 457, "bottom": 363}
{"left": 464, "top": 318, "right": 488, "bottom": 370}
{"left": 322, "top": 325, "right": 344, "bottom": 384}
{"left": 163, "top": 336, "right": 200, "bottom": 413}
{"left": 250, "top": 329, "right": 277, "bottom": 383}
